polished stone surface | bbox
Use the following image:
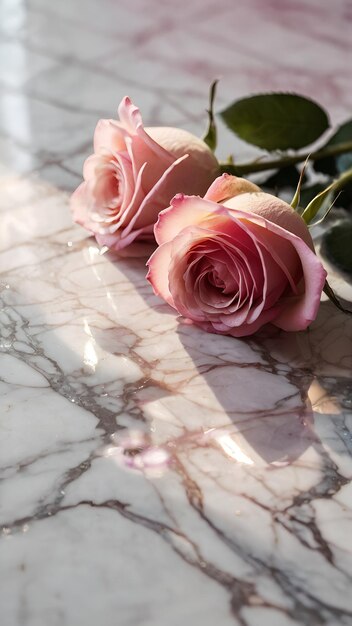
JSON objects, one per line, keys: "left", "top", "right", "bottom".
{"left": 1, "top": 1, "right": 352, "bottom": 625}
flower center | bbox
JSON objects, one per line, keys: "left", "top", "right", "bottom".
{"left": 208, "top": 269, "right": 226, "bottom": 290}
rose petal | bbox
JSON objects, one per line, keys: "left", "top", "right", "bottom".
{"left": 222, "top": 195, "right": 326, "bottom": 329}
{"left": 93, "top": 119, "right": 126, "bottom": 153}
{"left": 273, "top": 234, "right": 326, "bottom": 330}
{"left": 127, "top": 154, "right": 189, "bottom": 232}
{"left": 155, "top": 195, "right": 226, "bottom": 246}
{"left": 70, "top": 181, "right": 94, "bottom": 231}
{"left": 205, "top": 173, "right": 260, "bottom": 203}
{"left": 127, "top": 134, "right": 174, "bottom": 191}
{"left": 105, "top": 162, "right": 147, "bottom": 234}
{"left": 118, "top": 97, "right": 174, "bottom": 165}
{"left": 147, "top": 126, "right": 219, "bottom": 187}
{"left": 199, "top": 304, "right": 281, "bottom": 337}
{"left": 147, "top": 190, "right": 326, "bottom": 336}
{"left": 96, "top": 223, "right": 154, "bottom": 251}
{"left": 146, "top": 239, "right": 175, "bottom": 307}
{"left": 224, "top": 192, "right": 314, "bottom": 250}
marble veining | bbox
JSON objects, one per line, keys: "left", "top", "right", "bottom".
{"left": 1, "top": 1, "right": 352, "bottom": 625}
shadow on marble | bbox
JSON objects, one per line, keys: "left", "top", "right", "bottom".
{"left": 96, "top": 252, "right": 317, "bottom": 466}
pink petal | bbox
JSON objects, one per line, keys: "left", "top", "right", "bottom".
{"left": 155, "top": 195, "right": 226, "bottom": 246}
{"left": 117, "top": 97, "right": 143, "bottom": 135}
{"left": 222, "top": 200, "right": 326, "bottom": 329}
{"left": 101, "top": 161, "right": 147, "bottom": 236}
{"left": 118, "top": 97, "right": 174, "bottom": 164}
{"left": 83, "top": 153, "right": 105, "bottom": 181}
{"left": 96, "top": 223, "right": 154, "bottom": 251}
{"left": 125, "top": 154, "right": 189, "bottom": 233}
{"left": 127, "top": 134, "right": 174, "bottom": 191}
{"left": 205, "top": 305, "right": 280, "bottom": 337}
{"left": 224, "top": 192, "right": 314, "bottom": 250}
{"left": 146, "top": 240, "right": 175, "bottom": 307}
{"left": 70, "top": 182, "right": 94, "bottom": 231}
{"left": 205, "top": 173, "right": 260, "bottom": 203}
{"left": 93, "top": 119, "right": 126, "bottom": 153}
{"left": 273, "top": 235, "right": 326, "bottom": 330}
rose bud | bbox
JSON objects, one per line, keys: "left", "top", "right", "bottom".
{"left": 147, "top": 174, "right": 327, "bottom": 337}
{"left": 70, "top": 97, "right": 219, "bottom": 251}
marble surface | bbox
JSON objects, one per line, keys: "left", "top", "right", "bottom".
{"left": 1, "top": 1, "right": 352, "bottom": 625}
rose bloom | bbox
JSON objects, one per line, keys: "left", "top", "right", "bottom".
{"left": 147, "top": 175, "right": 327, "bottom": 337}
{"left": 70, "top": 97, "right": 219, "bottom": 250}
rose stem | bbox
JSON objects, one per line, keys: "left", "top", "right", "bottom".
{"left": 219, "top": 140, "right": 352, "bottom": 176}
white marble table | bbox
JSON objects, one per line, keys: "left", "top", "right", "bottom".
{"left": 1, "top": 1, "right": 352, "bottom": 625}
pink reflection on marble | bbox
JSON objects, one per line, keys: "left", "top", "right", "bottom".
{"left": 102, "top": 429, "right": 171, "bottom": 475}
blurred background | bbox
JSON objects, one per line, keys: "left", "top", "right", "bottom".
{"left": 1, "top": 0, "right": 351, "bottom": 191}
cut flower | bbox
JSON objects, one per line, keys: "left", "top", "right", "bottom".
{"left": 147, "top": 175, "right": 327, "bottom": 337}
{"left": 70, "top": 97, "right": 219, "bottom": 251}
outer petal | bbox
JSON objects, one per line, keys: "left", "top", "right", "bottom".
{"left": 146, "top": 240, "right": 175, "bottom": 307}
{"left": 70, "top": 181, "right": 94, "bottom": 232}
{"left": 147, "top": 126, "right": 219, "bottom": 188}
{"left": 224, "top": 192, "right": 314, "bottom": 250}
{"left": 272, "top": 235, "right": 326, "bottom": 330}
{"left": 118, "top": 97, "right": 174, "bottom": 164}
{"left": 198, "top": 305, "right": 281, "bottom": 338}
{"left": 104, "top": 162, "right": 147, "bottom": 234}
{"left": 96, "top": 223, "right": 154, "bottom": 251}
{"left": 223, "top": 193, "right": 326, "bottom": 329}
{"left": 125, "top": 155, "right": 189, "bottom": 233}
{"left": 93, "top": 119, "right": 127, "bottom": 153}
{"left": 155, "top": 194, "right": 227, "bottom": 246}
{"left": 117, "top": 96, "right": 143, "bottom": 135}
{"left": 205, "top": 174, "right": 260, "bottom": 203}
{"left": 83, "top": 153, "right": 105, "bottom": 181}
{"left": 127, "top": 134, "right": 174, "bottom": 191}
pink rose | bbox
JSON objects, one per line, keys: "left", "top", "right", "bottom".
{"left": 70, "top": 97, "right": 219, "bottom": 251}
{"left": 147, "top": 174, "right": 327, "bottom": 337}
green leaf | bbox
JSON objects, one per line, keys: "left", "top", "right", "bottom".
{"left": 291, "top": 158, "right": 309, "bottom": 209}
{"left": 301, "top": 180, "right": 337, "bottom": 224}
{"left": 309, "top": 199, "right": 336, "bottom": 226}
{"left": 202, "top": 80, "right": 218, "bottom": 152}
{"left": 299, "top": 183, "right": 326, "bottom": 209}
{"left": 314, "top": 119, "right": 352, "bottom": 175}
{"left": 323, "top": 119, "right": 352, "bottom": 147}
{"left": 332, "top": 179, "right": 352, "bottom": 211}
{"left": 321, "top": 221, "right": 352, "bottom": 278}
{"left": 220, "top": 93, "right": 329, "bottom": 151}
